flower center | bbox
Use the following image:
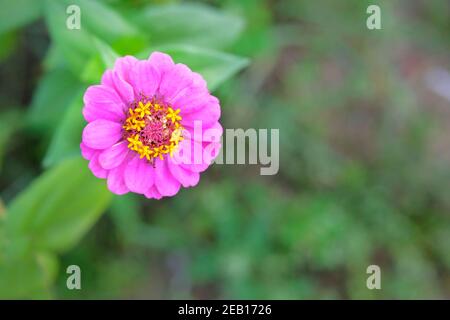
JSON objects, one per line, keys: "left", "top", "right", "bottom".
{"left": 123, "top": 95, "right": 184, "bottom": 162}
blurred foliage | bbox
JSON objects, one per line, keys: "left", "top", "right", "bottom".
{"left": 0, "top": 0, "right": 450, "bottom": 299}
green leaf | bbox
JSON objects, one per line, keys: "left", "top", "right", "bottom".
{"left": 0, "top": 230, "right": 56, "bottom": 299}
{"left": 93, "top": 37, "right": 120, "bottom": 70}
{"left": 0, "top": 0, "right": 42, "bottom": 34}
{"left": 0, "top": 110, "right": 22, "bottom": 172}
{"left": 44, "top": 0, "right": 145, "bottom": 73}
{"left": 44, "top": 0, "right": 95, "bottom": 74}
{"left": 6, "top": 157, "right": 112, "bottom": 253}
{"left": 27, "top": 68, "right": 83, "bottom": 132}
{"left": 139, "top": 45, "right": 249, "bottom": 91}
{"left": 80, "top": 56, "right": 105, "bottom": 84}
{"left": 80, "top": 38, "right": 120, "bottom": 83}
{"left": 0, "top": 31, "right": 18, "bottom": 62}
{"left": 135, "top": 3, "right": 244, "bottom": 49}
{"left": 43, "top": 44, "right": 69, "bottom": 70}
{"left": 36, "top": 251, "right": 59, "bottom": 289}
{"left": 0, "top": 252, "right": 55, "bottom": 299}
{"left": 69, "top": 0, "right": 141, "bottom": 44}
{"left": 42, "top": 90, "right": 85, "bottom": 168}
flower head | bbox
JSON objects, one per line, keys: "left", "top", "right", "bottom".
{"left": 81, "top": 52, "right": 222, "bottom": 199}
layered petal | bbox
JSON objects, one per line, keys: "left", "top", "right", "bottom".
{"left": 114, "top": 55, "right": 138, "bottom": 83}
{"left": 80, "top": 142, "right": 96, "bottom": 160}
{"left": 82, "top": 119, "right": 123, "bottom": 149}
{"left": 98, "top": 141, "right": 129, "bottom": 170}
{"left": 83, "top": 85, "right": 126, "bottom": 122}
{"left": 159, "top": 64, "right": 193, "bottom": 103}
{"left": 202, "top": 141, "right": 222, "bottom": 165}
{"left": 129, "top": 60, "right": 160, "bottom": 97}
{"left": 168, "top": 157, "right": 200, "bottom": 187}
{"left": 101, "top": 70, "right": 134, "bottom": 105}
{"left": 181, "top": 97, "right": 221, "bottom": 128}
{"left": 185, "top": 122, "right": 223, "bottom": 143}
{"left": 124, "top": 156, "right": 155, "bottom": 194}
{"left": 88, "top": 153, "right": 108, "bottom": 179}
{"left": 144, "top": 186, "right": 163, "bottom": 200}
{"left": 170, "top": 72, "right": 210, "bottom": 113}
{"left": 203, "top": 122, "right": 223, "bottom": 142}
{"left": 154, "top": 158, "right": 181, "bottom": 196}
{"left": 107, "top": 161, "right": 129, "bottom": 195}
{"left": 148, "top": 51, "right": 174, "bottom": 77}
{"left": 172, "top": 138, "right": 210, "bottom": 173}
{"left": 172, "top": 87, "right": 212, "bottom": 114}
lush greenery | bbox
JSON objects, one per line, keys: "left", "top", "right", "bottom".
{"left": 0, "top": 0, "right": 449, "bottom": 299}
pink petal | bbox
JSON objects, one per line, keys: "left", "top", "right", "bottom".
{"left": 181, "top": 97, "right": 221, "bottom": 128}
{"left": 114, "top": 55, "right": 138, "bottom": 83}
{"left": 180, "top": 161, "right": 209, "bottom": 173}
{"left": 144, "top": 186, "right": 163, "bottom": 200}
{"left": 88, "top": 153, "right": 108, "bottom": 179}
{"left": 124, "top": 156, "right": 155, "bottom": 194}
{"left": 80, "top": 142, "right": 96, "bottom": 160}
{"left": 168, "top": 157, "right": 200, "bottom": 187}
{"left": 148, "top": 51, "right": 174, "bottom": 76}
{"left": 170, "top": 71, "right": 210, "bottom": 113}
{"left": 204, "top": 122, "right": 223, "bottom": 141}
{"left": 154, "top": 158, "right": 181, "bottom": 197}
{"left": 202, "top": 141, "right": 221, "bottom": 164}
{"left": 159, "top": 63, "right": 193, "bottom": 103}
{"left": 101, "top": 70, "right": 134, "bottom": 105}
{"left": 83, "top": 85, "right": 126, "bottom": 122}
{"left": 98, "top": 141, "right": 129, "bottom": 170}
{"left": 190, "top": 71, "right": 207, "bottom": 89}
{"left": 185, "top": 122, "right": 223, "bottom": 143}
{"left": 129, "top": 60, "right": 160, "bottom": 97}
{"left": 172, "top": 88, "right": 213, "bottom": 114}
{"left": 172, "top": 139, "right": 210, "bottom": 173}
{"left": 82, "top": 119, "right": 123, "bottom": 150}
{"left": 107, "top": 161, "right": 129, "bottom": 195}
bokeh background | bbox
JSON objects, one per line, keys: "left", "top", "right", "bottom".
{"left": 1, "top": 0, "right": 450, "bottom": 299}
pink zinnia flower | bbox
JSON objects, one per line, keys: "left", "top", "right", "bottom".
{"left": 80, "top": 52, "right": 222, "bottom": 199}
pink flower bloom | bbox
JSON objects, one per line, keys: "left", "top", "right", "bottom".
{"left": 81, "top": 52, "right": 222, "bottom": 199}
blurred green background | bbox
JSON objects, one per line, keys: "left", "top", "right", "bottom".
{"left": 1, "top": 0, "right": 450, "bottom": 299}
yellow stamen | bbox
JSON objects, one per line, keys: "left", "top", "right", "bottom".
{"left": 123, "top": 102, "right": 184, "bottom": 161}
{"left": 170, "top": 128, "right": 184, "bottom": 145}
{"left": 166, "top": 107, "right": 182, "bottom": 123}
